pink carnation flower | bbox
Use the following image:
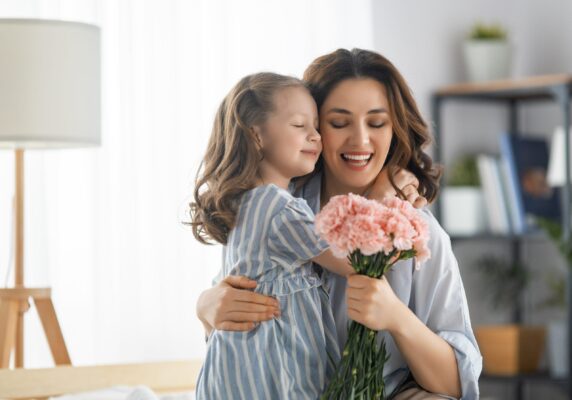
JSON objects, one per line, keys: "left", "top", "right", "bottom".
{"left": 315, "top": 194, "right": 431, "bottom": 264}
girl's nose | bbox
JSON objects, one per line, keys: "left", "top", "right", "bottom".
{"left": 348, "top": 123, "right": 370, "bottom": 146}
{"left": 308, "top": 127, "right": 321, "bottom": 142}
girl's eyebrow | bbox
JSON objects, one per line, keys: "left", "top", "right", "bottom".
{"left": 326, "top": 107, "right": 388, "bottom": 115}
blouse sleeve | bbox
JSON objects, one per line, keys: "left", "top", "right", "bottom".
{"left": 411, "top": 210, "right": 483, "bottom": 400}
{"left": 267, "top": 198, "right": 329, "bottom": 271}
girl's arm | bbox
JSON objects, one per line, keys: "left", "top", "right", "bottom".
{"left": 196, "top": 275, "right": 281, "bottom": 336}
{"left": 367, "top": 167, "right": 428, "bottom": 208}
{"left": 312, "top": 250, "right": 355, "bottom": 277}
{"left": 346, "top": 275, "right": 461, "bottom": 398}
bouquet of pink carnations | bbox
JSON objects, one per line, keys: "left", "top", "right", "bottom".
{"left": 316, "top": 194, "right": 430, "bottom": 400}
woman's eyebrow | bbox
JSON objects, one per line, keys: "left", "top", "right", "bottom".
{"left": 367, "top": 108, "right": 388, "bottom": 114}
{"left": 326, "top": 107, "right": 388, "bottom": 115}
{"left": 326, "top": 108, "right": 351, "bottom": 115}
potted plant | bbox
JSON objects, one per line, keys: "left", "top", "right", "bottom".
{"left": 473, "top": 256, "right": 546, "bottom": 375}
{"left": 442, "top": 155, "right": 486, "bottom": 235}
{"left": 463, "top": 22, "right": 512, "bottom": 82}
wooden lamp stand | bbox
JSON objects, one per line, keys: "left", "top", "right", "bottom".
{"left": 0, "top": 150, "right": 71, "bottom": 368}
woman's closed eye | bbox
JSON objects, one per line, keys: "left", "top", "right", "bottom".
{"left": 329, "top": 120, "right": 386, "bottom": 129}
{"left": 369, "top": 121, "right": 386, "bottom": 128}
{"left": 329, "top": 120, "right": 348, "bottom": 129}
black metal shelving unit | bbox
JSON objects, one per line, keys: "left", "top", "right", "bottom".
{"left": 432, "top": 74, "right": 572, "bottom": 400}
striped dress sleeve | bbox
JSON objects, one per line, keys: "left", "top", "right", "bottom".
{"left": 267, "top": 198, "right": 329, "bottom": 271}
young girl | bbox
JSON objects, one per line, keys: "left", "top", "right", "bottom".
{"left": 190, "top": 72, "right": 354, "bottom": 399}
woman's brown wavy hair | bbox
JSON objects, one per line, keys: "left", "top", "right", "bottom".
{"left": 303, "top": 48, "right": 442, "bottom": 202}
{"left": 189, "top": 72, "right": 305, "bottom": 245}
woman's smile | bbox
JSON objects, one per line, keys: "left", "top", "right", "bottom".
{"left": 340, "top": 151, "right": 375, "bottom": 170}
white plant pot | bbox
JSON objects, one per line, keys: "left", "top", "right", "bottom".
{"left": 442, "top": 187, "right": 486, "bottom": 235}
{"left": 548, "top": 320, "right": 568, "bottom": 378}
{"left": 463, "top": 40, "right": 512, "bottom": 82}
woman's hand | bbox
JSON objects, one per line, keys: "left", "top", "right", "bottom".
{"left": 346, "top": 274, "right": 406, "bottom": 333}
{"left": 367, "top": 168, "right": 427, "bottom": 208}
{"left": 196, "top": 275, "right": 281, "bottom": 335}
{"left": 347, "top": 274, "right": 462, "bottom": 397}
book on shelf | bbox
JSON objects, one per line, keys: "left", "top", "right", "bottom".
{"left": 499, "top": 133, "right": 561, "bottom": 233}
{"left": 477, "top": 154, "right": 511, "bottom": 234}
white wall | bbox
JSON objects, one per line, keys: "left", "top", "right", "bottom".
{"left": 369, "top": 2, "right": 572, "bottom": 398}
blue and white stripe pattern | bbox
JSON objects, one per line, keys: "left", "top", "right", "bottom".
{"left": 196, "top": 184, "right": 340, "bottom": 400}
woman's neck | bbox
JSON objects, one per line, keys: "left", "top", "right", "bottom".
{"left": 320, "top": 167, "right": 371, "bottom": 209}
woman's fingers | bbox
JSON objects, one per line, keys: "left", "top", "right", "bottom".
{"left": 225, "top": 310, "right": 279, "bottom": 322}
{"left": 347, "top": 274, "right": 372, "bottom": 288}
{"left": 229, "top": 301, "right": 279, "bottom": 313}
{"left": 223, "top": 275, "right": 258, "bottom": 289}
{"left": 217, "top": 321, "right": 257, "bottom": 332}
{"left": 346, "top": 297, "right": 363, "bottom": 312}
{"left": 234, "top": 290, "right": 280, "bottom": 308}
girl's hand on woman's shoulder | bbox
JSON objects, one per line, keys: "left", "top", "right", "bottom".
{"left": 367, "top": 168, "right": 428, "bottom": 209}
{"left": 196, "top": 275, "right": 281, "bottom": 335}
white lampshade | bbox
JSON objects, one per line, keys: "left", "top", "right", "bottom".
{"left": 0, "top": 19, "right": 100, "bottom": 149}
{"left": 548, "top": 126, "right": 572, "bottom": 187}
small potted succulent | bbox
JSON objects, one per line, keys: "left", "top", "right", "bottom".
{"left": 442, "top": 155, "right": 486, "bottom": 235}
{"left": 463, "top": 22, "right": 512, "bottom": 82}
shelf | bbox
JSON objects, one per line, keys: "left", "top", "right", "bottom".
{"left": 434, "top": 74, "right": 572, "bottom": 101}
{"left": 432, "top": 74, "right": 572, "bottom": 400}
{"left": 448, "top": 230, "right": 545, "bottom": 242}
{"left": 481, "top": 371, "right": 567, "bottom": 386}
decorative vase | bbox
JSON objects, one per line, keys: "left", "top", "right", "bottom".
{"left": 441, "top": 187, "right": 486, "bottom": 235}
{"left": 463, "top": 40, "right": 512, "bottom": 82}
{"left": 548, "top": 320, "right": 568, "bottom": 378}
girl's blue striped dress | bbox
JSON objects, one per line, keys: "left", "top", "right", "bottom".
{"left": 196, "top": 183, "right": 340, "bottom": 400}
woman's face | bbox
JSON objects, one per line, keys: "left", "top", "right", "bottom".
{"left": 319, "top": 78, "right": 393, "bottom": 194}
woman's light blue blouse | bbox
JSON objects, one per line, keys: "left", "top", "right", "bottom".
{"left": 294, "top": 173, "right": 483, "bottom": 400}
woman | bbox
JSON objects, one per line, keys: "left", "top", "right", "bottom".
{"left": 196, "top": 48, "right": 482, "bottom": 399}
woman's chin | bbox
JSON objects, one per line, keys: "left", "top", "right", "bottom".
{"left": 337, "top": 165, "right": 380, "bottom": 188}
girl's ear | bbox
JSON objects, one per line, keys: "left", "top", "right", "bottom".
{"left": 250, "top": 126, "right": 264, "bottom": 150}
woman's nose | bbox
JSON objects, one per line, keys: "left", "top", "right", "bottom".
{"left": 348, "top": 123, "right": 370, "bottom": 146}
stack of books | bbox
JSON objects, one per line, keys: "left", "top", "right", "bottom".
{"left": 476, "top": 133, "right": 560, "bottom": 235}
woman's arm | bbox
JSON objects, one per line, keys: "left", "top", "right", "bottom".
{"left": 346, "top": 275, "right": 461, "bottom": 398}
{"left": 196, "top": 275, "right": 281, "bottom": 336}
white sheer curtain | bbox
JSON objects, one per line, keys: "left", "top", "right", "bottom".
{"left": 0, "top": 0, "right": 374, "bottom": 367}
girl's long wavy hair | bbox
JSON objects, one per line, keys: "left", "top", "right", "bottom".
{"left": 303, "top": 48, "right": 442, "bottom": 202}
{"left": 189, "top": 72, "right": 305, "bottom": 245}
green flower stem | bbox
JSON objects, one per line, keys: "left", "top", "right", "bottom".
{"left": 322, "top": 249, "right": 398, "bottom": 400}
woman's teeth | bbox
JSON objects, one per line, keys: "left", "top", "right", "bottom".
{"left": 341, "top": 153, "right": 372, "bottom": 166}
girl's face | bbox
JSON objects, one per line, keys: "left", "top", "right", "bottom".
{"left": 319, "top": 78, "right": 393, "bottom": 194}
{"left": 256, "top": 86, "right": 321, "bottom": 186}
